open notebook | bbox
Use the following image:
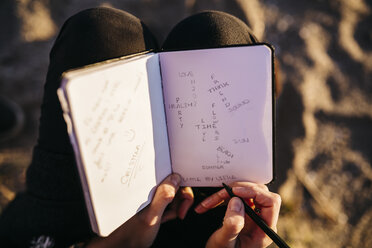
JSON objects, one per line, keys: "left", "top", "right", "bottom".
{"left": 57, "top": 44, "right": 274, "bottom": 236}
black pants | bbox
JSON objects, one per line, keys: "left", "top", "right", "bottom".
{"left": 0, "top": 7, "right": 258, "bottom": 247}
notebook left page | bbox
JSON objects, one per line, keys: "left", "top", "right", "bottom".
{"left": 58, "top": 53, "right": 171, "bottom": 236}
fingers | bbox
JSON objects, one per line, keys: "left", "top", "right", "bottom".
{"left": 233, "top": 186, "right": 281, "bottom": 228}
{"left": 194, "top": 182, "right": 268, "bottom": 214}
{"left": 145, "top": 173, "right": 181, "bottom": 226}
{"left": 194, "top": 182, "right": 281, "bottom": 228}
{"left": 161, "top": 186, "right": 194, "bottom": 223}
{"left": 177, "top": 187, "right": 194, "bottom": 219}
{"left": 232, "top": 183, "right": 274, "bottom": 207}
{"left": 206, "top": 197, "right": 245, "bottom": 248}
{"left": 194, "top": 188, "right": 228, "bottom": 214}
{"left": 221, "top": 198, "right": 245, "bottom": 240}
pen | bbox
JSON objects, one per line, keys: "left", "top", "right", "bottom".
{"left": 222, "top": 183, "right": 291, "bottom": 248}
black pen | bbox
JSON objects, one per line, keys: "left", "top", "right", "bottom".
{"left": 222, "top": 183, "right": 290, "bottom": 248}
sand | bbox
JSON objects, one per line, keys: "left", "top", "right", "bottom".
{"left": 0, "top": 0, "right": 371, "bottom": 247}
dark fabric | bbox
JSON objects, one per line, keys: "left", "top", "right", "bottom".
{"left": 0, "top": 7, "right": 158, "bottom": 248}
{"left": 0, "top": 192, "right": 89, "bottom": 247}
{"left": 0, "top": 7, "right": 258, "bottom": 248}
{"left": 162, "top": 10, "right": 258, "bottom": 50}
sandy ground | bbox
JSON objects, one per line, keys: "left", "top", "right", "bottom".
{"left": 0, "top": 0, "right": 371, "bottom": 247}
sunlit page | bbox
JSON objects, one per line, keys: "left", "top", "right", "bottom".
{"left": 62, "top": 53, "right": 171, "bottom": 236}
{"left": 159, "top": 45, "right": 273, "bottom": 186}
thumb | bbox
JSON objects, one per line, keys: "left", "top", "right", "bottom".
{"left": 146, "top": 174, "right": 181, "bottom": 226}
{"left": 206, "top": 197, "right": 245, "bottom": 248}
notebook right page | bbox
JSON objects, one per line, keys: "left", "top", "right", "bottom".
{"left": 159, "top": 45, "right": 273, "bottom": 186}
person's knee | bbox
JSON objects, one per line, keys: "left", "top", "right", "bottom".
{"left": 63, "top": 7, "right": 142, "bottom": 40}
{"left": 162, "top": 10, "right": 258, "bottom": 49}
{"left": 49, "top": 7, "right": 157, "bottom": 70}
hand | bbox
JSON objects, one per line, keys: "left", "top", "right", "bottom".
{"left": 194, "top": 182, "right": 281, "bottom": 248}
{"left": 86, "top": 173, "right": 194, "bottom": 248}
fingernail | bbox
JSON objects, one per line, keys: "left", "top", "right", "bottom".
{"left": 171, "top": 174, "right": 181, "bottom": 186}
{"left": 229, "top": 197, "right": 242, "bottom": 212}
{"left": 194, "top": 205, "right": 203, "bottom": 213}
